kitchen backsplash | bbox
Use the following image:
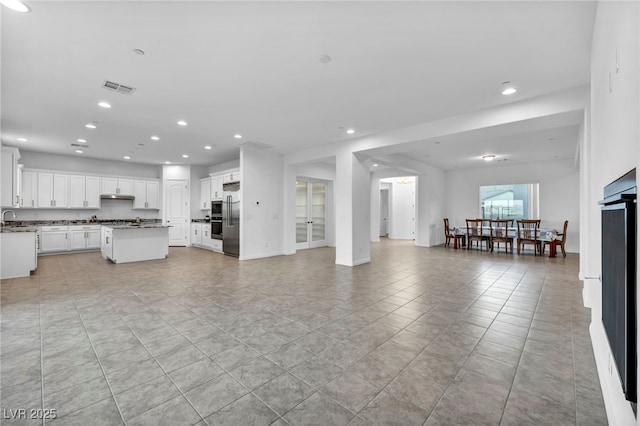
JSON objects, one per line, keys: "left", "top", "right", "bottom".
{"left": 10, "top": 199, "right": 161, "bottom": 221}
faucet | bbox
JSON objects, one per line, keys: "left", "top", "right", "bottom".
{"left": 1, "top": 210, "right": 16, "bottom": 226}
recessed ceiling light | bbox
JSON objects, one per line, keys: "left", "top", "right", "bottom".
{"left": 85, "top": 123, "right": 97, "bottom": 129}
{"left": 164, "top": 161, "right": 171, "bottom": 164}
{"left": 204, "top": 145, "right": 212, "bottom": 150}
{"left": 177, "top": 120, "right": 187, "bottom": 126}
{"left": 138, "top": 143, "right": 145, "bottom": 146}
{"left": 98, "top": 101, "right": 111, "bottom": 109}
{"left": 372, "top": 163, "right": 379, "bottom": 167}
{"left": 75, "top": 149, "right": 83, "bottom": 154}
{"left": 150, "top": 136, "right": 160, "bottom": 141}
{"left": 346, "top": 129, "right": 355, "bottom": 134}
{"left": 501, "top": 81, "right": 517, "bottom": 95}
{"left": 482, "top": 155, "right": 496, "bottom": 161}
{"left": 434, "top": 141, "right": 441, "bottom": 145}
{"left": 181, "top": 154, "right": 189, "bottom": 158}
{"left": 0, "top": 0, "right": 31, "bottom": 13}
{"left": 133, "top": 49, "right": 145, "bottom": 56}
{"left": 17, "top": 137, "right": 27, "bottom": 142}
{"left": 123, "top": 156, "right": 131, "bottom": 160}
{"left": 234, "top": 134, "right": 242, "bottom": 139}
{"left": 77, "top": 138, "right": 87, "bottom": 143}
{"left": 319, "top": 55, "right": 332, "bottom": 63}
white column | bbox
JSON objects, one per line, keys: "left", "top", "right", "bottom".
{"left": 282, "top": 164, "right": 297, "bottom": 255}
{"left": 415, "top": 169, "right": 446, "bottom": 247}
{"left": 335, "top": 149, "right": 371, "bottom": 266}
{"left": 370, "top": 178, "right": 381, "bottom": 243}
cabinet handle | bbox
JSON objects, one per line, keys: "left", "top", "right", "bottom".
{"left": 195, "top": 230, "right": 198, "bottom": 235}
{"left": 106, "top": 237, "right": 109, "bottom": 244}
{"left": 116, "top": 188, "right": 120, "bottom": 194}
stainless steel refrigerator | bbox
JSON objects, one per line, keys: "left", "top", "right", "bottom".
{"left": 222, "top": 182, "right": 240, "bottom": 257}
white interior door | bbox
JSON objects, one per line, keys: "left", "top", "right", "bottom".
{"left": 165, "top": 179, "right": 188, "bottom": 246}
{"left": 296, "top": 180, "right": 326, "bottom": 250}
{"left": 380, "top": 188, "right": 389, "bottom": 237}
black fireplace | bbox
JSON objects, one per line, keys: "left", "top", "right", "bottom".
{"left": 600, "top": 168, "right": 637, "bottom": 403}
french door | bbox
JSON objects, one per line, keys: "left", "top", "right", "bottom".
{"left": 296, "top": 180, "right": 326, "bottom": 250}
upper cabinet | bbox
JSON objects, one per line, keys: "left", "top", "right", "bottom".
{"left": 69, "top": 175, "right": 100, "bottom": 209}
{"left": 211, "top": 175, "right": 223, "bottom": 200}
{"left": 37, "top": 173, "right": 69, "bottom": 208}
{"left": 101, "top": 177, "right": 134, "bottom": 195}
{"left": 133, "top": 179, "right": 160, "bottom": 209}
{"left": 223, "top": 170, "right": 240, "bottom": 184}
{"left": 20, "top": 170, "right": 37, "bottom": 208}
{"left": 1, "top": 147, "right": 20, "bottom": 207}
{"left": 200, "top": 178, "right": 211, "bottom": 210}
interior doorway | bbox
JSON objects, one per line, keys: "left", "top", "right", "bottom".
{"left": 296, "top": 179, "right": 327, "bottom": 250}
{"left": 165, "top": 179, "right": 189, "bottom": 246}
{"left": 380, "top": 188, "right": 389, "bottom": 237}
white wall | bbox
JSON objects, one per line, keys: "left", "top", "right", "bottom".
{"left": 191, "top": 165, "right": 209, "bottom": 219}
{"left": 445, "top": 159, "right": 580, "bottom": 253}
{"left": 240, "top": 147, "right": 284, "bottom": 260}
{"left": 208, "top": 159, "right": 240, "bottom": 175}
{"left": 585, "top": 2, "right": 639, "bottom": 425}
{"left": 380, "top": 177, "right": 415, "bottom": 240}
{"left": 415, "top": 166, "right": 447, "bottom": 247}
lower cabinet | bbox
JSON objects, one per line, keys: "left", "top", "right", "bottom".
{"left": 40, "top": 226, "right": 69, "bottom": 253}
{"left": 190, "top": 222, "right": 223, "bottom": 253}
{"left": 69, "top": 225, "right": 101, "bottom": 250}
{"left": 40, "top": 225, "right": 101, "bottom": 253}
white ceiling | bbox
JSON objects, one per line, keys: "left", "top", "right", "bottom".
{"left": 1, "top": 1, "right": 596, "bottom": 169}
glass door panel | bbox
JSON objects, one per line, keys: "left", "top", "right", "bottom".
{"left": 311, "top": 183, "right": 326, "bottom": 243}
{"left": 296, "top": 181, "right": 308, "bottom": 244}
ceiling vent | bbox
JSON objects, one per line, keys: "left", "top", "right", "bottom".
{"left": 238, "top": 141, "right": 274, "bottom": 150}
{"left": 102, "top": 80, "right": 136, "bottom": 95}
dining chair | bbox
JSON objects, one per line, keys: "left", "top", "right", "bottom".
{"left": 542, "top": 220, "right": 568, "bottom": 257}
{"left": 516, "top": 219, "right": 541, "bottom": 255}
{"left": 443, "top": 218, "right": 464, "bottom": 248}
{"left": 466, "top": 218, "right": 489, "bottom": 251}
{"left": 490, "top": 219, "right": 514, "bottom": 253}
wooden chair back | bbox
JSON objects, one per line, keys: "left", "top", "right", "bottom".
{"left": 517, "top": 219, "right": 540, "bottom": 242}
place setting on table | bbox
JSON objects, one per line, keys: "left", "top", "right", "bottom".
{"left": 443, "top": 218, "right": 568, "bottom": 257}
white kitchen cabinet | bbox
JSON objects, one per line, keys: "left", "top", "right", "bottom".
{"left": 37, "top": 173, "right": 68, "bottom": 208}
{"left": 69, "top": 225, "right": 101, "bottom": 250}
{"left": 40, "top": 226, "right": 69, "bottom": 252}
{"left": 191, "top": 223, "right": 202, "bottom": 246}
{"left": 211, "top": 239, "right": 223, "bottom": 252}
{"left": 101, "top": 227, "right": 113, "bottom": 259}
{"left": 69, "top": 175, "right": 101, "bottom": 209}
{"left": 200, "top": 178, "right": 211, "bottom": 210}
{"left": 201, "top": 226, "right": 214, "bottom": 249}
{"left": 20, "top": 170, "right": 38, "bottom": 208}
{"left": 0, "top": 231, "right": 37, "bottom": 279}
{"left": 133, "top": 179, "right": 160, "bottom": 209}
{"left": 1, "top": 147, "right": 20, "bottom": 207}
{"left": 211, "top": 175, "right": 223, "bottom": 200}
{"left": 222, "top": 170, "right": 240, "bottom": 184}
{"left": 101, "top": 177, "right": 134, "bottom": 195}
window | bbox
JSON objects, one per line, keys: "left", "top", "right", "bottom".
{"left": 479, "top": 183, "right": 538, "bottom": 220}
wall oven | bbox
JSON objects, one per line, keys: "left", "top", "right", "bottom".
{"left": 211, "top": 201, "right": 223, "bottom": 240}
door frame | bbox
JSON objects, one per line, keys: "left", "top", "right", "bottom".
{"left": 164, "top": 179, "right": 189, "bottom": 247}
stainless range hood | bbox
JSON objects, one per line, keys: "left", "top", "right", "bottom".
{"left": 100, "top": 194, "right": 135, "bottom": 200}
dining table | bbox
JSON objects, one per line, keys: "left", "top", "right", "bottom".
{"left": 451, "top": 226, "right": 560, "bottom": 256}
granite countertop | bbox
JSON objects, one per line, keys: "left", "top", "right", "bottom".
{"left": 103, "top": 224, "right": 170, "bottom": 230}
{"left": 0, "top": 226, "right": 39, "bottom": 233}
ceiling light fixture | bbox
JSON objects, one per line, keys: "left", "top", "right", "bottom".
{"left": 75, "top": 149, "right": 83, "bottom": 154}
{"left": 98, "top": 101, "right": 111, "bottom": 109}
{"left": 0, "top": 0, "right": 31, "bottom": 13}
{"left": 77, "top": 138, "right": 87, "bottom": 143}
{"left": 164, "top": 161, "right": 171, "bottom": 164}
{"left": 150, "top": 136, "right": 160, "bottom": 141}
{"left": 501, "top": 81, "right": 517, "bottom": 95}
{"left": 482, "top": 155, "right": 496, "bottom": 161}
{"left": 372, "top": 163, "right": 379, "bottom": 167}
{"left": 319, "top": 55, "right": 332, "bottom": 64}
{"left": 177, "top": 120, "right": 187, "bottom": 126}
{"left": 123, "top": 156, "right": 131, "bottom": 160}
{"left": 204, "top": 145, "right": 212, "bottom": 150}
{"left": 234, "top": 134, "right": 242, "bottom": 139}
{"left": 85, "top": 123, "right": 97, "bottom": 129}
{"left": 17, "top": 137, "right": 27, "bottom": 142}
{"left": 133, "top": 49, "right": 145, "bottom": 56}
{"left": 346, "top": 129, "right": 355, "bottom": 134}
{"left": 181, "top": 154, "right": 189, "bottom": 158}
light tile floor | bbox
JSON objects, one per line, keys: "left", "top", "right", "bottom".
{"left": 1, "top": 240, "right": 607, "bottom": 425}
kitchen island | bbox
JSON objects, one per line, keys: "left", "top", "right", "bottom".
{"left": 101, "top": 224, "right": 170, "bottom": 264}
{"left": 0, "top": 226, "right": 38, "bottom": 279}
